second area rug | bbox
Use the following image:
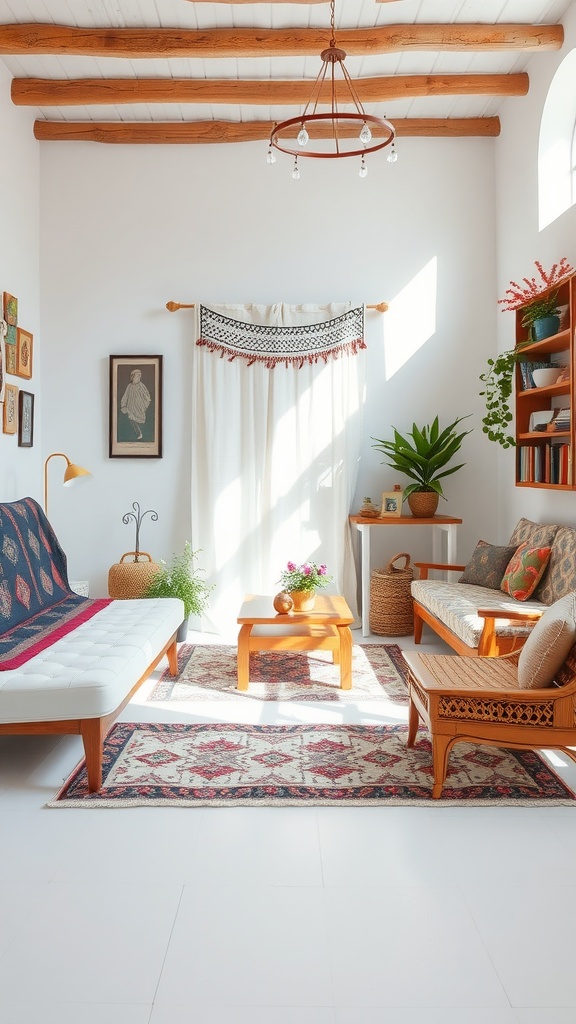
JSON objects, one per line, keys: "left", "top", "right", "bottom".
{"left": 49, "top": 722, "right": 576, "bottom": 807}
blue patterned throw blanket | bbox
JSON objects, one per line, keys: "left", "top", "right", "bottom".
{"left": 0, "top": 497, "right": 109, "bottom": 670}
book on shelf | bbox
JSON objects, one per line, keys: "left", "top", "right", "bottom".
{"left": 517, "top": 442, "right": 571, "bottom": 485}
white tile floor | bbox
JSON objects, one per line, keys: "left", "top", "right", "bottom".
{"left": 1, "top": 626, "right": 576, "bottom": 1023}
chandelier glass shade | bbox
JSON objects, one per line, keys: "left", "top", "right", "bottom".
{"left": 268, "top": 0, "right": 396, "bottom": 176}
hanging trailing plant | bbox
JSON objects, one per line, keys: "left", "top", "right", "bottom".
{"left": 479, "top": 349, "right": 519, "bottom": 449}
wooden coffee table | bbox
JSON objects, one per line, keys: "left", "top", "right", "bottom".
{"left": 237, "top": 593, "right": 354, "bottom": 691}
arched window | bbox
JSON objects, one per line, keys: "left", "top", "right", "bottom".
{"left": 538, "top": 49, "right": 576, "bottom": 230}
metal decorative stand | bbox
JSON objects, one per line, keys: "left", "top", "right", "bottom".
{"left": 122, "top": 502, "right": 158, "bottom": 561}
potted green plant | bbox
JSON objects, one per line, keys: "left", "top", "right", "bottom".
{"left": 371, "top": 415, "right": 472, "bottom": 518}
{"left": 143, "top": 542, "right": 213, "bottom": 641}
{"left": 520, "top": 291, "right": 560, "bottom": 342}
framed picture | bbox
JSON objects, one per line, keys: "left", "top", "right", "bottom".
{"left": 5, "top": 342, "right": 16, "bottom": 375}
{"left": 18, "top": 390, "right": 34, "bottom": 447}
{"left": 3, "top": 292, "right": 17, "bottom": 326}
{"left": 379, "top": 490, "right": 403, "bottom": 517}
{"left": 109, "top": 354, "right": 163, "bottom": 458}
{"left": 16, "top": 328, "right": 33, "bottom": 379}
{"left": 0, "top": 331, "right": 5, "bottom": 402}
{"left": 2, "top": 383, "right": 18, "bottom": 434}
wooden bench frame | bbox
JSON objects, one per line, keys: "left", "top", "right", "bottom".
{"left": 413, "top": 561, "right": 544, "bottom": 657}
{"left": 0, "top": 634, "right": 178, "bottom": 793}
{"left": 404, "top": 627, "right": 576, "bottom": 798}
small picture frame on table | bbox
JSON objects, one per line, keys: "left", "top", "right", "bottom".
{"left": 3, "top": 383, "right": 18, "bottom": 434}
{"left": 109, "top": 354, "right": 163, "bottom": 458}
{"left": 379, "top": 490, "right": 403, "bottom": 517}
{"left": 18, "top": 390, "right": 34, "bottom": 447}
{"left": 16, "top": 328, "right": 33, "bottom": 379}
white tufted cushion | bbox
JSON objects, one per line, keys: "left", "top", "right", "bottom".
{"left": 0, "top": 597, "right": 183, "bottom": 724}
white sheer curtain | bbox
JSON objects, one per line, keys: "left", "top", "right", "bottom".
{"left": 191, "top": 303, "right": 366, "bottom": 634}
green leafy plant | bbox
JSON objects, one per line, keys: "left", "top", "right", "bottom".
{"left": 520, "top": 291, "right": 559, "bottom": 330}
{"left": 371, "top": 416, "right": 472, "bottom": 501}
{"left": 479, "top": 349, "right": 519, "bottom": 449}
{"left": 144, "top": 542, "right": 213, "bottom": 618}
{"left": 277, "top": 560, "right": 332, "bottom": 592}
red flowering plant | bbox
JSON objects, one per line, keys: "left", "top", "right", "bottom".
{"left": 498, "top": 258, "right": 574, "bottom": 312}
{"left": 278, "top": 560, "right": 332, "bottom": 593}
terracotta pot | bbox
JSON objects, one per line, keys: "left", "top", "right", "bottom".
{"left": 289, "top": 589, "right": 316, "bottom": 611}
{"left": 407, "top": 491, "right": 439, "bottom": 518}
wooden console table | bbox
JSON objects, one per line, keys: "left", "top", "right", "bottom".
{"left": 349, "top": 514, "right": 462, "bottom": 637}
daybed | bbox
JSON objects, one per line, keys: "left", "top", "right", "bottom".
{"left": 411, "top": 517, "right": 576, "bottom": 657}
{"left": 0, "top": 498, "right": 183, "bottom": 791}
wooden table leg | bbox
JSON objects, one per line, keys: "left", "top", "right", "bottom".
{"left": 337, "top": 625, "right": 353, "bottom": 689}
{"left": 237, "top": 624, "right": 252, "bottom": 690}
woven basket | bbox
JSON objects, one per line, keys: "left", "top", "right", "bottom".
{"left": 369, "top": 552, "right": 414, "bottom": 636}
{"left": 108, "top": 551, "right": 160, "bottom": 599}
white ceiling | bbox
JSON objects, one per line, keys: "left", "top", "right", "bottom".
{"left": 0, "top": 0, "right": 573, "bottom": 132}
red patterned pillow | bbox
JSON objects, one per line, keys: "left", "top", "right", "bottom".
{"left": 501, "top": 543, "right": 552, "bottom": 601}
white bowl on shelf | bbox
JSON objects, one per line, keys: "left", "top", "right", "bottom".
{"left": 532, "top": 367, "right": 560, "bottom": 388}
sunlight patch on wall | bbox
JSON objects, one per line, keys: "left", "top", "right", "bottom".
{"left": 539, "top": 49, "right": 576, "bottom": 231}
{"left": 384, "top": 257, "right": 437, "bottom": 380}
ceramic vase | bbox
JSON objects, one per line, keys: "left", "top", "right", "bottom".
{"left": 532, "top": 315, "right": 560, "bottom": 342}
{"left": 289, "top": 589, "right": 316, "bottom": 611}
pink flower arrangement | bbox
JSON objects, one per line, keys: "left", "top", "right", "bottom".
{"left": 278, "top": 560, "right": 332, "bottom": 592}
{"left": 498, "top": 258, "right": 574, "bottom": 312}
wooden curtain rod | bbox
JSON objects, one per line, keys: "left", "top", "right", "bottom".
{"left": 166, "top": 300, "right": 389, "bottom": 312}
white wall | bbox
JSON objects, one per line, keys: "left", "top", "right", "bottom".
{"left": 0, "top": 61, "right": 42, "bottom": 500}
{"left": 495, "top": 0, "right": 576, "bottom": 538}
{"left": 39, "top": 131, "right": 498, "bottom": 597}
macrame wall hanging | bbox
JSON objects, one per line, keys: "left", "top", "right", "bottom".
{"left": 196, "top": 303, "right": 366, "bottom": 369}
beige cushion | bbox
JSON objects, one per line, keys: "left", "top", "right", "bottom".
{"left": 517, "top": 592, "right": 576, "bottom": 690}
{"left": 508, "top": 517, "right": 559, "bottom": 549}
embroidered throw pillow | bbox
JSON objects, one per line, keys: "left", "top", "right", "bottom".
{"left": 501, "top": 543, "right": 552, "bottom": 601}
{"left": 458, "top": 540, "right": 519, "bottom": 590}
{"left": 518, "top": 592, "right": 576, "bottom": 689}
{"left": 508, "top": 517, "right": 558, "bottom": 549}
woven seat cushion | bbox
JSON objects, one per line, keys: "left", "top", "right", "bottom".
{"left": 518, "top": 592, "right": 576, "bottom": 689}
{"left": 411, "top": 579, "right": 545, "bottom": 649}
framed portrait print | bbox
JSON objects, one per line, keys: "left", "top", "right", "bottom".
{"left": 109, "top": 355, "right": 163, "bottom": 458}
{"left": 18, "top": 390, "right": 34, "bottom": 447}
{"left": 3, "top": 383, "right": 18, "bottom": 434}
{"left": 379, "top": 490, "right": 403, "bottom": 517}
{"left": 16, "top": 328, "right": 33, "bottom": 379}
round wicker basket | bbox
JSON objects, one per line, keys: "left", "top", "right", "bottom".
{"left": 108, "top": 551, "right": 160, "bottom": 599}
{"left": 369, "top": 552, "right": 414, "bottom": 636}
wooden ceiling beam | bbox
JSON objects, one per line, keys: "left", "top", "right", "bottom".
{"left": 0, "top": 23, "right": 562, "bottom": 59}
{"left": 33, "top": 118, "right": 500, "bottom": 144}
{"left": 13, "top": 73, "right": 528, "bottom": 106}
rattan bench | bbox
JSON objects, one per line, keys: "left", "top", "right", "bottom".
{"left": 403, "top": 646, "right": 576, "bottom": 798}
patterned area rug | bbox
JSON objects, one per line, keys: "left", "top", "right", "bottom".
{"left": 148, "top": 643, "right": 409, "bottom": 703}
{"left": 49, "top": 722, "right": 576, "bottom": 807}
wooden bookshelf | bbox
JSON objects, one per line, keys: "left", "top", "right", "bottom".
{"left": 514, "top": 272, "right": 574, "bottom": 489}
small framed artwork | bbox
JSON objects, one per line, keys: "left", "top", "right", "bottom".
{"left": 16, "top": 328, "right": 33, "bottom": 379}
{"left": 2, "top": 383, "right": 18, "bottom": 434}
{"left": 379, "top": 490, "right": 403, "bottom": 517}
{"left": 5, "top": 343, "right": 16, "bottom": 375}
{"left": 109, "top": 354, "right": 163, "bottom": 458}
{"left": 18, "top": 390, "right": 34, "bottom": 447}
{"left": 0, "top": 330, "right": 5, "bottom": 402}
{"left": 3, "top": 292, "right": 17, "bottom": 326}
